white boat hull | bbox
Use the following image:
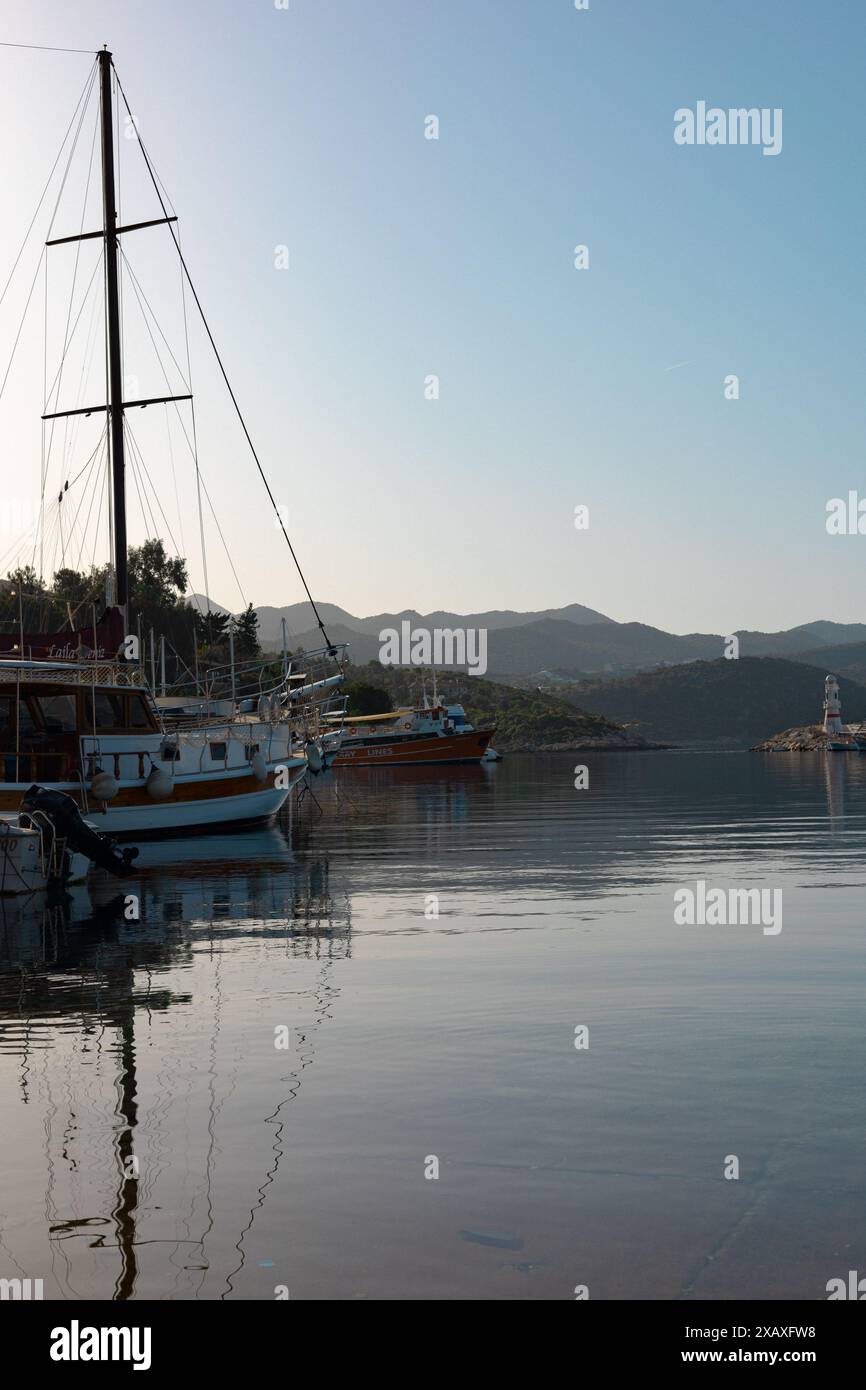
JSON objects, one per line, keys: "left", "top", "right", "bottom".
{"left": 79, "top": 777, "right": 301, "bottom": 836}
{"left": 0, "top": 824, "right": 89, "bottom": 896}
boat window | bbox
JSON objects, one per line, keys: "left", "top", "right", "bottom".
{"left": 0, "top": 696, "right": 13, "bottom": 733}
{"left": 35, "top": 694, "right": 77, "bottom": 732}
{"left": 83, "top": 691, "right": 126, "bottom": 730}
{"left": 18, "top": 699, "right": 38, "bottom": 738}
{"left": 209, "top": 741, "right": 227, "bottom": 760}
{"left": 127, "top": 695, "right": 153, "bottom": 728}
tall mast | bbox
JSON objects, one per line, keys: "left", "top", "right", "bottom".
{"left": 98, "top": 48, "right": 127, "bottom": 618}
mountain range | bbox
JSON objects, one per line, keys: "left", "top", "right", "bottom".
{"left": 187, "top": 595, "right": 866, "bottom": 683}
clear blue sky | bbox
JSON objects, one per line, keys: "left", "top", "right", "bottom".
{"left": 0, "top": 0, "right": 864, "bottom": 634}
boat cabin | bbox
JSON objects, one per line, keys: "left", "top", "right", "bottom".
{"left": 0, "top": 661, "right": 157, "bottom": 783}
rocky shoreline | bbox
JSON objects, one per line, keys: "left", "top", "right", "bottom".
{"left": 753, "top": 723, "right": 866, "bottom": 752}
{"left": 496, "top": 731, "right": 670, "bottom": 753}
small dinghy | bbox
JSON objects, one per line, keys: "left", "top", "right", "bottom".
{"left": 0, "top": 785, "right": 139, "bottom": 896}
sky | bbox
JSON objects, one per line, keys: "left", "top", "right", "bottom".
{"left": 0, "top": 0, "right": 864, "bottom": 636}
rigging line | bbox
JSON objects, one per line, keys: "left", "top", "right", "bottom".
{"left": 63, "top": 425, "right": 106, "bottom": 493}
{"left": 192, "top": 468, "right": 247, "bottom": 610}
{"left": 121, "top": 230, "right": 211, "bottom": 611}
{"left": 0, "top": 508, "right": 42, "bottom": 574}
{"left": 0, "top": 41, "right": 96, "bottom": 54}
{"left": 58, "top": 469, "right": 66, "bottom": 568}
{"left": 62, "top": 428, "right": 106, "bottom": 542}
{"left": 164, "top": 405, "right": 192, "bottom": 595}
{"left": 113, "top": 66, "right": 335, "bottom": 652}
{"left": 63, "top": 251, "right": 105, "bottom": 477}
{"left": 90, "top": 453, "right": 109, "bottom": 575}
{"left": 125, "top": 435, "right": 153, "bottom": 543}
{"left": 57, "top": 93, "right": 101, "bottom": 481}
{"left": 70, "top": 434, "right": 107, "bottom": 583}
{"left": 117, "top": 246, "right": 190, "bottom": 391}
{"left": 0, "top": 245, "right": 46, "bottom": 408}
{"left": 1, "top": 66, "right": 98, "bottom": 410}
{"left": 123, "top": 418, "right": 181, "bottom": 557}
{"left": 43, "top": 70, "right": 99, "bottom": 238}
{"left": 124, "top": 427, "right": 160, "bottom": 544}
{"left": 39, "top": 256, "right": 48, "bottom": 579}
{"left": 175, "top": 221, "right": 210, "bottom": 618}
{"left": 0, "top": 59, "right": 95, "bottom": 313}
{"left": 115, "top": 242, "right": 213, "bottom": 611}
{"left": 47, "top": 497, "right": 62, "bottom": 582}
{"left": 41, "top": 247, "right": 103, "bottom": 409}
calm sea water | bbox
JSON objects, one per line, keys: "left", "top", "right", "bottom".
{"left": 1, "top": 751, "right": 864, "bottom": 1301}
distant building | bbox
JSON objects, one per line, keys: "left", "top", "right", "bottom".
{"left": 823, "top": 674, "right": 843, "bottom": 734}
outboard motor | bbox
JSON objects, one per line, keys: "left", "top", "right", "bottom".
{"left": 19, "top": 785, "right": 139, "bottom": 878}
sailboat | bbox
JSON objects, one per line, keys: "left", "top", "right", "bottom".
{"left": 0, "top": 48, "right": 346, "bottom": 836}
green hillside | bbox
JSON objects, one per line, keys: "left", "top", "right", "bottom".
{"left": 559, "top": 657, "right": 866, "bottom": 747}
{"left": 341, "top": 663, "right": 658, "bottom": 751}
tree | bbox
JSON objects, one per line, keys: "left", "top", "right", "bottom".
{"left": 6, "top": 565, "right": 43, "bottom": 594}
{"left": 232, "top": 603, "right": 260, "bottom": 660}
{"left": 52, "top": 565, "right": 108, "bottom": 613}
{"left": 194, "top": 609, "right": 230, "bottom": 647}
{"left": 344, "top": 681, "right": 393, "bottom": 716}
{"left": 128, "top": 539, "right": 188, "bottom": 609}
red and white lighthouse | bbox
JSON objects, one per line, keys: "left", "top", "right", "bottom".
{"left": 823, "top": 674, "right": 843, "bottom": 734}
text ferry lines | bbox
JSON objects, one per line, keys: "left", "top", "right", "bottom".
{"left": 0, "top": 47, "right": 347, "bottom": 833}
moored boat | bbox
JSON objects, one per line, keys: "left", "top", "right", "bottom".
{"left": 0, "top": 820, "right": 89, "bottom": 896}
{"left": 0, "top": 47, "right": 347, "bottom": 834}
{"left": 328, "top": 703, "right": 494, "bottom": 767}
{"left": 1, "top": 783, "right": 138, "bottom": 894}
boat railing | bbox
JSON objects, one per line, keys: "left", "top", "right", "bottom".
{"left": 0, "top": 749, "right": 79, "bottom": 784}
{"left": 0, "top": 660, "right": 147, "bottom": 689}
{"left": 155, "top": 643, "right": 350, "bottom": 737}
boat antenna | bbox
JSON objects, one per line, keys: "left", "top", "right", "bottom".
{"left": 110, "top": 64, "right": 337, "bottom": 655}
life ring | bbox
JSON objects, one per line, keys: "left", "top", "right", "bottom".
{"left": 401, "top": 719, "right": 412, "bottom": 730}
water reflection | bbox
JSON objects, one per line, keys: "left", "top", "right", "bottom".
{"left": 0, "top": 822, "right": 350, "bottom": 1300}
{"left": 2, "top": 753, "right": 866, "bottom": 1300}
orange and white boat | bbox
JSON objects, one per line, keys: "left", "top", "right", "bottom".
{"left": 328, "top": 704, "right": 494, "bottom": 767}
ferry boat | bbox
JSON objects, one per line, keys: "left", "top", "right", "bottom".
{"left": 328, "top": 703, "right": 494, "bottom": 767}
{"left": 0, "top": 48, "right": 346, "bottom": 834}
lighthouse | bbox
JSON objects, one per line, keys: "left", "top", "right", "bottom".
{"left": 823, "top": 674, "right": 843, "bottom": 734}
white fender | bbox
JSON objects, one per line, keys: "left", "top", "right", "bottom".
{"left": 146, "top": 766, "right": 173, "bottom": 800}
{"left": 90, "top": 770, "right": 119, "bottom": 801}
{"left": 305, "top": 740, "right": 324, "bottom": 774}
{"left": 257, "top": 694, "right": 270, "bottom": 722}
{"left": 251, "top": 751, "right": 268, "bottom": 782}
